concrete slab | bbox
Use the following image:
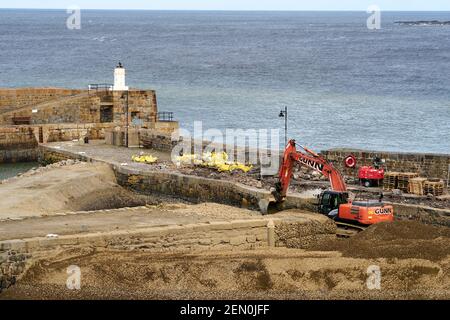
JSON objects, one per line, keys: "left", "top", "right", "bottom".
{"left": 41, "top": 140, "right": 172, "bottom": 170}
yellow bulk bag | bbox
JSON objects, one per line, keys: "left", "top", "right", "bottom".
{"left": 132, "top": 155, "right": 158, "bottom": 164}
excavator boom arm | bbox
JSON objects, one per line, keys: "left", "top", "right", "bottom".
{"left": 274, "top": 140, "right": 347, "bottom": 201}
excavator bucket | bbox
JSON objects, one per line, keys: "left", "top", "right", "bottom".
{"left": 259, "top": 189, "right": 285, "bottom": 215}
{"left": 266, "top": 200, "right": 285, "bottom": 215}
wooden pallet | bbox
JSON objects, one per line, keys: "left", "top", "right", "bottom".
{"left": 397, "top": 172, "right": 419, "bottom": 192}
{"left": 424, "top": 180, "right": 445, "bottom": 196}
{"left": 408, "top": 177, "right": 428, "bottom": 195}
{"left": 383, "top": 172, "right": 400, "bottom": 190}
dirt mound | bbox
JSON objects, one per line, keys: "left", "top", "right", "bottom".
{"left": 309, "top": 221, "right": 450, "bottom": 261}
{"left": 354, "top": 221, "right": 450, "bottom": 241}
{"left": 2, "top": 248, "right": 449, "bottom": 300}
{"left": 0, "top": 162, "right": 153, "bottom": 219}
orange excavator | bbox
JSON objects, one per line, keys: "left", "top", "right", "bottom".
{"left": 269, "top": 140, "right": 394, "bottom": 230}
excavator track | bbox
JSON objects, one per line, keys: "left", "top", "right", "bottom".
{"left": 335, "top": 222, "right": 367, "bottom": 238}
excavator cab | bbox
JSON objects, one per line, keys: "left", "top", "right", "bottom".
{"left": 317, "top": 191, "right": 349, "bottom": 215}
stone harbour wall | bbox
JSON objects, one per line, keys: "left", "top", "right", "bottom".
{"left": 139, "top": 130, "right": 177, "bottom": 152}
{"left": 105, "top": 220, "right": 270, "bottom": 251}
{"left": 0, "top": 127, "right": 37, "bottom": 150}
{"left": 0, "top": 123, "right": 112, "bottom": 163}
{"left": 138, "top": 133, "right": 450, "bottom": 183}
{"left": 38, "top": 148, "right": 73, "bottom": 166}
{"left": 0, "top": 94, "right": 98, "bottom": 125}
{"left": 0, "top": 127, "right": 38, "bottom": 163}
{"left": 0, "top": 220, "right": 270, "bottom": 254}
{"left": 0, "top": 212, "right": 336, "bottom": 268}
{"left": 0, "top": 88, "right": 159, "bottom": 127}
{"left": 322, "top": 148, "right": 450, "bottom": 183}
{"left": 38, "top": 123, "right": 110, "bottom": 143}
{"left": 114, "top": 166, "right": 270, "bottom": 211}
{"left": 0, "top": 88, "right": 82, "bottom": 114}
{"left": 30, "top": 96, "right": 100, "bottom": 125}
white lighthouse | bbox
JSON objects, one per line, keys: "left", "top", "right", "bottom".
{"left": 113, "top": 62, "right": 129, "bottom": 91}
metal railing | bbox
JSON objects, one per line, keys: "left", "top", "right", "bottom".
{"left": 88, "top": 84, "right": 113, "bottom": 92}
{"left": 157, "top": 112, "right": 175, "bottom": 122}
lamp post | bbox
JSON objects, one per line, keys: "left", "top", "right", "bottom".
{"left": 121, "top": 91, "right": 129, "bottom": 147}
{"left": 447, "top": 164, "right": 450, "bottom": 188}
{"left": 279, "top": 106, "right": 288, "bottom": 147}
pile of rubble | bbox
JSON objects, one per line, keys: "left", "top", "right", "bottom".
{"left": 0, "top": 250, "right": 30, "bottom": 293}
{"left": 175, "top": 151, "right": 253, "bottom": 173}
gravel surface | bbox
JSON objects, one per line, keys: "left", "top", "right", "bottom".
{"left": 308, "top": 221, "right": 450, "bottom": 261}
{"left": 1, "top": 247, "right": 448, "bottom": 300}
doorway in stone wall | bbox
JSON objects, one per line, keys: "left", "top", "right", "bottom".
{"left": 100, "top": 106, "right": 114, "bottom": 123}
{"left": 131, "top": 111, "right": 143, "bottom": 126}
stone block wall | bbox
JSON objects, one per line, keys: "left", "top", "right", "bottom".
{"left": 0, "top": 123, "right": 113, "bottom": 163}
{"left": 112, "top": 90, "right": 158, "bottom": 128}
{"left": 0, "top": 127, "right": 37, "bottom": 150}
{"left": 37, "top": 123, "right": 110, "bottom": 143}
{"left": 0, "top": 94, "right": 101, "bottom": 125}
{"left": 104, "top": 128, "right": 141, "bottom": 148}
{"left": 0, "top": 127, "right": 38, "bottom": 162}
{"left": 151, "top": 121, "right": 179, "bottom": 134}
{"left": 321, "top": 149, "right": 450, "bottom": 183}
{"left": 33, "top": 95, "right": 101, "bottom": 125}
{"left": 104, "top": 220, "right": 270, "bottom": 251}
{"left": 139, "top": 130, "right": 178, "bottom": 152}
{"left": 0, "top": 212, "right": 336, "bottom": 259}
{"left": 37, "top": 148, "right": 73, "bottom": 166}
{"left": 0, "top": 88, "right": 82, "bottom": 114}
{"left": 0, "top": 88, "right": 159, "bottom": 129}
{"left": 115, "top": 167, "right": 268, "bottom": 211}
{"left": 0, "top": 250, "right": 30, "bottom": 294}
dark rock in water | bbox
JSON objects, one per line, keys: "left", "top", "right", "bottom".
{"left": 395, "top": 20, "right": 450, "bottom": 26}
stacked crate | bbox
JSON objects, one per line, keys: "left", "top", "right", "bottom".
{"left": 408, "top": 177, "right": 428, "bottom": 195}
{"left": 383, "top": 172, "right": 399, "bottom": 191}
{"left": 423, "top": 180, "right": 445, "bottom": 196}
{"left": 397, "top": 173, "right": 419, "bottom": 192}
